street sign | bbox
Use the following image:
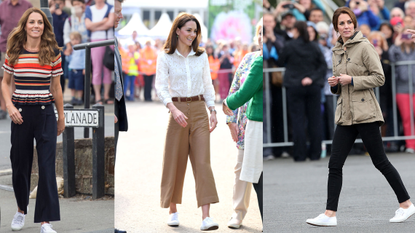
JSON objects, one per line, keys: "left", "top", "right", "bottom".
{"left": 56, "top": 109, "right": 100, "bottom": 128}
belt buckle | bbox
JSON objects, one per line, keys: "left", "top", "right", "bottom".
{"left": 186, "top": 97, "right": 192, "bottom": 103}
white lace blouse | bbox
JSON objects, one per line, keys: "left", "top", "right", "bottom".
{"left": 155, "top": 49, "right": 215, "bottom": 107}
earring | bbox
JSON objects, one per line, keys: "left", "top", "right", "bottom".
{"left": 176, "top": 34, "right": 178, "bottom": 39}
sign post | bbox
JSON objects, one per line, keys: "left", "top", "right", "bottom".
{"left": 61, "top": 103, "right": 105, "bottom": 199}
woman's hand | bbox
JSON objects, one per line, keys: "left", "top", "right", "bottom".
{"left": 167, "top": 103, "right": 187, "bottom": 127}
{"left": 407, "top": 29, "right": 415, "bottom": 39}
{"left": 222, "top": 101, "right": 234, "bottom": 116}
{"left": 57, "top": 117, "right": 65, "bottom": 136}
{"left": 338, "top": 73, "right": 352, "bottom": 85}
{"left": 228, "top": 123, "right": 239, "bottom": 142}
{"left": 8, "top": 105, "right": 23, "bottom": 125}
{"left": 172, "top": 108, "right": 188, "bottom": 127}
{"left": 328, "top": 76, "right": 339, "bottom": 87}
{"left": 209, "top": 110, "right": 218, "bottom": 133}
{"left": 301, "top": 77, "right": 313, "bottom": 86}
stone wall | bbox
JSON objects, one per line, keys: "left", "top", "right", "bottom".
{"left": 30, "top": 137, "right": 115, "bottom": 196}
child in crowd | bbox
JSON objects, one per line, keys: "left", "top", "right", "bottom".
{"left": 67, "top": 31, "right": 85, "bottom": 105}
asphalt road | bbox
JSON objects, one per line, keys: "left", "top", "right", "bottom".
{"left": 264, "top": 153, "right": 415, "bottom": 233}
{"left": 114, "top": 101, "right": 262, "bottom": 233}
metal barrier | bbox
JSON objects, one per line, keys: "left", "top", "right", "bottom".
{"left": 264, "top": 61, "right": 415, "bottom": 148}
{"left": 61, "top": 39, "right": 114, "bottom": 199}
{"left": 73, "top": 39, "right": 114, "bottom": 138}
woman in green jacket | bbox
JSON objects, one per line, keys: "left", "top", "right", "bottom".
{"left": 223, "top": 43, "right": 263, "bottom": 222}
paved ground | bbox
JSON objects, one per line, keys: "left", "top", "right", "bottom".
{"left": 114, "top": 101, "right": 262, "bottom": 233}
{"left": 265, "top": 153, "right": 415, "bottom": 233}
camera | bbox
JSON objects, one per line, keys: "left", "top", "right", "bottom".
{"left": 282, "top": 3, "right": 294, "bottom": 9}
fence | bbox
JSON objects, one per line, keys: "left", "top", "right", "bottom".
{"left": 263, "top": 60, "right": 415, "bottom": 148}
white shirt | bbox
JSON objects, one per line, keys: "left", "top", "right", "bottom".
{"left": 90, "top": 4, "right": 114, "bottom": 40}
{"left": 155, "top": 49, "right": 215, "bottom": 107}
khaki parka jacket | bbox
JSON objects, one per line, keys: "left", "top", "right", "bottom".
{"left": 331, "top": 31, "right": 385, "bottom": 126}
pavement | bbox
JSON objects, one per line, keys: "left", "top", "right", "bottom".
{"left": 265, "top": 153, "right": 415, "bottom": 233}
{"left": 114, "top": 101, "right": 262, "bottom": 233}
{"left": 0, "top": 86, "right": 115, "bottom": 232}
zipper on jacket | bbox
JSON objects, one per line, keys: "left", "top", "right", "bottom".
{"left": 345, "top": 49, "right": 354, "bottom": 122}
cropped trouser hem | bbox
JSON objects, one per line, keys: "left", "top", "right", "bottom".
{"left": 160, "top": 100, "right": 219, "bottom": 208}
{"left": 231, "top": 149, "right": 252, "bottom": 221}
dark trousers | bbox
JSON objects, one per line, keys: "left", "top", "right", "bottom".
{"left": 326, "top": 122, "right": 410, "bottom": 211}
{"left": 286, "top": 84, "right": 322, "bottom": 161}
{"left": 143, "top": 75, "right": 154, "bottom": 101}
{"left": 253, "top": 172, "right": 263, "bottom": 222}
{"left": 11, "top": 104, "right": 60, "bottom": 223}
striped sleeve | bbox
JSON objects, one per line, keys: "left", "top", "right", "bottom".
{"left": 51, "top": 52, "right": 63, "bottom": 77}
{"left": 2, "top": 53, "right": 14, "bottom": 74}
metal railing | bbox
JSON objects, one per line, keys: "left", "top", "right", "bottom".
{"left": 264, "top": 61, "right": 415, "bottom": 148}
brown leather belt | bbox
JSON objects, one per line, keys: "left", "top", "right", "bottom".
{"left": 172, "top": 95, "right": 205, "bottom": 102}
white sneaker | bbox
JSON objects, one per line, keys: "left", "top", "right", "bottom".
{"left": 167, "top": 212, "right": 179, "bottom": 227}
{"left": 40, "top": 223, "right": 57, "bottom": 233}
{"left": 200, "top": 217, "right": 219, "bottom": 231}
{"left": 390, "top": 204, "right": 415, "bottom": 223}
{"left": 405, "top": 148, "right": 415, "bottom": 153}
{"left": 227, "top": 217, "right": 242, "bottom": 229}
{"left": 306, "top": 213, "right": 337, "bottom": 227}
{"left": 11, "top": 212, "right": 25, "bottom": 231}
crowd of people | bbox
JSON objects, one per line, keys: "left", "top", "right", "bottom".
{"left": 117, "top": 30, "right": 260, "bottom": 103}
{"left": 265, "top": 0, "right": 415, "bottom": 161}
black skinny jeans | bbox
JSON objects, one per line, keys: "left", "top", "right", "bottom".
{"left": 326, "top": 122, "right": 410, "bottom": 211}
{"left": 253, "top": 172, "right": 263, "bottom": 222}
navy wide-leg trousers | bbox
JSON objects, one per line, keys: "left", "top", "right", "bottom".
{"left": 10, "top": 104, "right": 60, "bottom": 223}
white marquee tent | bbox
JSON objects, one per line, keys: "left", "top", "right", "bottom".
{"left": 117, "top": 13, "right": 150, "bottom": 37}
{"left": 193, "top": 13, "right": 208, "bottom": 43}
{"left": 147, "top": 13, "right": 173, "bottom": 39}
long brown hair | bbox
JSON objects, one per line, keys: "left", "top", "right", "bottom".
{"left": 6, "top": 8, "right": 61, "bottom": 66}
{"left": 163, "top": 13, "right": 204, "bottom": 56}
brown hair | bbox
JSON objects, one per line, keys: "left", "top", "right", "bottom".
{"left": 70, "top": 31, "right": 82, "bottom": 42}
{"left": 6, "top": 8, "right": 61, "bottom": 66}
{"left": 163, "top": 12, "right": 204, "bottom": 56}
{"left": 332, "top": 7, "right": 357, "bottom": 32}
{"left": 71, "top": 0, "right": 85, "bottom": 4}
{"left": 367, "top": 31, "right": 388, "bottom": 51}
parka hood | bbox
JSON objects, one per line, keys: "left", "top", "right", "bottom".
{"left": 333, "top": 31, "right": 368, "bottom": 54}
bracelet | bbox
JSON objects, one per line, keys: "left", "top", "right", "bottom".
{"left": 210, "top": 109, "right": 217, "bottom": 114}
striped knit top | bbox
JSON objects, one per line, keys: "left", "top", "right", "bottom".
{"left": 2, "top": 49, "right": 63, "bottom": 105}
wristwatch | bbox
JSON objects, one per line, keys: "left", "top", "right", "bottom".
{"left": 210, "top": 109, "right": 217, "bottom": 114}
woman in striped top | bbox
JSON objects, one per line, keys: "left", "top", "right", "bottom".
{"left": 1, "top": 8, "right": 64, "bottom": 233}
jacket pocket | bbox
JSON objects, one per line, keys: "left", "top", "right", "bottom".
{"left": 351, "top": 91, "right": 376, "bottom": 122}
{"left": 335, "top": 97, "right": 343, "bottom": 124}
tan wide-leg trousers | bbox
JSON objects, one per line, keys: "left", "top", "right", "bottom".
{"left": 160, "top": 100, "right": 219, "bottom": 208}
{"left": 232, "top": 149, "right": 252, "bottom": 221}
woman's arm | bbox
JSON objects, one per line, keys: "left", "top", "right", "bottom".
{"left": 226, "top": 56, "right": 263, "bottom": 110}
{"left": 352, "top": 43, "right": 385, "bottom": 90}
{"left": 202, "top": 53, "right": 217, "bottom": 132}
{"left": 155, "top": 52, "right": 172, "bottom": 106}
{"left": 50, "top": 76, "right": 65, "bottom": 136}
{"left": 94, "top": 12, "right": 115, "bottom": 31}
{"left": 1, "top": 71, "right": 22, "bottom": 124}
